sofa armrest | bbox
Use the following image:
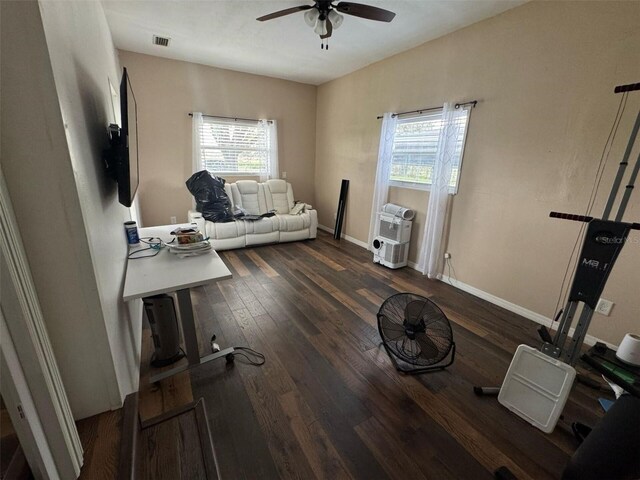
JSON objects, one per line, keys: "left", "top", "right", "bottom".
{"left": 307, "top": 209, "right": 318, "bottom": 239}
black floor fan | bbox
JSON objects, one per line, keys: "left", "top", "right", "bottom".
{"left": 378, "top": 293, "right": 455, "bottom": 374}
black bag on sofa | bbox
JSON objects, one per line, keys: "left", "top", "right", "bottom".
{"left": 185, "top": 171, "right": 234, "bottom": 223}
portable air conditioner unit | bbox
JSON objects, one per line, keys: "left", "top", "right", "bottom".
{"left": 378, "top": 212, "right": 412, "bottom": 243}
{"left": 372, "top": 237, "right": 409, "bottom": 269}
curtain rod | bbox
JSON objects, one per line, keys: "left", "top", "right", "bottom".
{"left": 188, "top": 112, "right": 272, "bottom": 124}
{"left": 376, "top": 100, "right": 478, "bottom": 120}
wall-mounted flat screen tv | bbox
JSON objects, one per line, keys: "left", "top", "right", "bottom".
{"left": 104, "top": 67, "right": 138, "bottom": 207}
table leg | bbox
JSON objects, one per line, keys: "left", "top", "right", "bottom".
{"left": 148, "top": 287, "right": 236, "bottom": 384}
{"left": 149, "top": 347, "right": 235, "bottom": 384}
{"left": 176, "top": 288, "right": 201, "bottom": 366}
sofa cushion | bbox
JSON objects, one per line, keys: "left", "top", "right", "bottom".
{"left": 206, "top": 219, "right": 246, "bottom": 240}
{"left": 234, "top": 180, "right": 268, "bottom": 215}
{"left": 277, "top": 213, "right": 311, "bottom": 232}
{"left": 223, "top": 183, "right": 234, "bottom": 209}
{"left": 264, "top": 179, "right": 294, "bottom": 214}
{"left": 229, "top": 183, "right": 241, "bottom": 209}
{"left": 244, "top": 216, "right": 279, "bottom": 235}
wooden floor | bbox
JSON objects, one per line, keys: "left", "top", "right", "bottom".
{"left": 144, "top": 231, "right": 607, "bottom": 480}
{"left": 76, "top": 407, "right": 121, "bottom": 479}
{"left": 81, "top": 230, "right": 609, "bottom": 479}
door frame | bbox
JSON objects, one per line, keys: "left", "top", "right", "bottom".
{"left": 0, "top": 172, "right": 83, "bottom": 478}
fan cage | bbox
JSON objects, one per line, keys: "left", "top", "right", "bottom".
{"left": 377, "top": 293, "right": 455, "bottom": 373}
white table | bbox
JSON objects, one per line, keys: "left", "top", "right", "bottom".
{"left": 123, "top": 224, "right": 233, "bottom": 383}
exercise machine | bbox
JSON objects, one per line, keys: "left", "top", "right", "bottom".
{"left": 479, "top": 80, "right": 640, "bottom": 480}
{"left": 474, "top": 81, "right": 640, "bottom": 410}
{"left": 542, "top": 84, "right": 640, "bottom": 366}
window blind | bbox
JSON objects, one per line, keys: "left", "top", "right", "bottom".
{"left": 199, "top": 117, "right": 270, "bottom": 175}
{"left": 390, "top": 109, "right": 469, "bottom": 190}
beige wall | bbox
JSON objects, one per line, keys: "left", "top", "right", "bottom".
{"left": 118, "top": 51, "right": 317, "bottom": 227}
{"left": 315, "top": 0, "right": 640, "bottom": 346}
{"left": 2, "top": 1, "right": 142, "bottom": 419}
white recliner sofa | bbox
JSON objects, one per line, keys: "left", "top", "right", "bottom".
{"left": 188, "top": 179, "right": 317, "bottom": 251}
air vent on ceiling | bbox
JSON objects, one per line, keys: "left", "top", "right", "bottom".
{"left": 152, "top": 35, "right": 171, "bottom": 47}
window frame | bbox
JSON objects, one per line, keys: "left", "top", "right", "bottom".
{"left": 197, "top": 117, "right": 272, "bottom": 177}
{"left": 388, "top": 107, "right": 471, "bottom": 195}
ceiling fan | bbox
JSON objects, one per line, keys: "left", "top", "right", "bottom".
{"left": 257, "top": 1, "right": 396, "bottom": 49}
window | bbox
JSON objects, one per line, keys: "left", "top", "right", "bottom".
{"left": 389, "top": 108, "right": 470, "bottom": 193}
{"left": 197, "top": 117, "right": 276, "bottom": 177}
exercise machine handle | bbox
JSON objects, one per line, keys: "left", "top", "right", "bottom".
{"left": 614, "top": 82, "right": 640, "bottom": 94}
{"left": 550, "top": 212, "right": 640, "bottom": 230}
{"left": 549, "top": 212, "right": 594, "bottom": 223}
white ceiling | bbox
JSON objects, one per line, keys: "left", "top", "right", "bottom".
{"left": 103, "top": 0, "right": 527, "bottom": 85}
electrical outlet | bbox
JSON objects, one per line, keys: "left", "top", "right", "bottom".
{"left": 596, "top": 298, "right": 614, "bottom": 316}
{"left": 170, "top": 216, "right": 177, "bottom": 224}
{"left": 444, "top": 252, "right": 451, "bottom": 259}
{"left": 282, "top": 171, "right": 287, "bottom": 179}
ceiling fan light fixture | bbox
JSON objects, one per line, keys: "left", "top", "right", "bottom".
{"left": 304, "top": 8, "right": 319, "bottom": 27}
{"left": 314, "top": 19, "right": 327, "bottom": 36}
{"left": 328, "top": 10, "right": 344, "bottom": 29}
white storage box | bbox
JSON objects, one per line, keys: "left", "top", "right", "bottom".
{"left": 498, "top": 344, "right": 576, "bottom": 433}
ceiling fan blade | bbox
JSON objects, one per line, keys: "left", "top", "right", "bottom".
{"left": 335, "top": 2, "right": 396, "bottom": 22}
{"left": 256, "top": 5, "right": 313, "bottom": 22}
{"left": 320, "top": 18, "right": 333, "bottom": 39}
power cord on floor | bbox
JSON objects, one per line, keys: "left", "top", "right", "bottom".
{"left": 210, "top": 334, "right": 265, "bottom": 366}
{"left": 232, "top": 347, "right": 266, "bottom": 366}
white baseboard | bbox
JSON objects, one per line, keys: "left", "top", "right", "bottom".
{"left": 441, "top": 275, "right": 617, "bottom": 350}
{"left": 317, "top": 224, "right": 370, "bottom": 249}
{"left": 317, "top": 224, "right": 616, "bottom": 349}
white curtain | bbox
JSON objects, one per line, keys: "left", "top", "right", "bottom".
{"left": 368, "top": 112, "right": 398, "bottom": 249}
{"left": 191, "top": 112, "right": 203, "bottom": 173}
{"left": 418, "top": 103, "right": 466, "bottom": 278}
{"left": 259, "top": 119, "right": 279, "bottom": 181}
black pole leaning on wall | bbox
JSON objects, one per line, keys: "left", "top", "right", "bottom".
{"left": 334, "top": 179, "right": 349, "bottom": 240}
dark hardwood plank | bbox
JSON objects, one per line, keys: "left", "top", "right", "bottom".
{"left": 295, "top": 241, "right": 347, "bottom": 271}
{"left": 142, "top": 416, "right": 180, "bottom": 479}
{"left": 278, "top": 390, "right": 353, "bottom": 480}
{"left": 354, "top": 416, "right": 428, "bottom": 480}
{"left": 222, "top": 250, "right": 252, "bottom": 277}
{"left": 194, "top": 399, "right": 221, "bottom": 480}
{"left": 177, "top": 410, "right": 208, "bottom": 480}
{"left": 77, "top": 409, "right": 122, "bottom": 480}
{"left": 245, "top": 249, "right": 280, "bottom": 278}
{"left": 233, "top": 311, "right": 297, "bottom": 395}
{"left": 240, "top": 372, "right": 317, "bottom": 480}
